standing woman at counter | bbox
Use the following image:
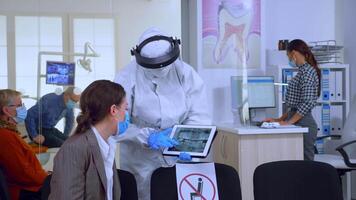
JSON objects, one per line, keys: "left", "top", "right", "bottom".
{"left": 265, "top": 39, "right": 320, "bottom": 160}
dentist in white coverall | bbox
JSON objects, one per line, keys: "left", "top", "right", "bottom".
{"left": 114, "top": 27, "right": 211, "bottom": 200}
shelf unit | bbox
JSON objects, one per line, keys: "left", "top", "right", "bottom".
{"left": 266, "top": 64, "right": 350, "bottom": 138}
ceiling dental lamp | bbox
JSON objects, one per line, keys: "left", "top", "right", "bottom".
{"left": 77, "top": 42, "right": 100, "bottom": 72}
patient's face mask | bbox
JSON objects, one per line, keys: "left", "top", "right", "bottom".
{"left": 66, "top": 99, "right": 77, "bottom": 109}
{"left": 12, "top": 104, "right": 27, "bottom": 124}
{"left": 113, "top": 100, "right": 129, "bottom": 135}
{"left": 287, "top": 51, "right": 298, "bottom": 68}
{"left": 288, "top": 59, "right": 297, "bottom": 68}
{"left": 117, "top": 111, "right": 130, "bottom": 135}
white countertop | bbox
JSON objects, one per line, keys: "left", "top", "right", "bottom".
{"left": 217, "top": 123, "right": 309, "bottom": 135}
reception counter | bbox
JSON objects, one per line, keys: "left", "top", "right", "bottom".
{"left": 212, "top": 123, "right": 308, "bottom": 200}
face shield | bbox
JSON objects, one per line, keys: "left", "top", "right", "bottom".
{"left": 131, "top": 28, "right": 181, "bottom": 78}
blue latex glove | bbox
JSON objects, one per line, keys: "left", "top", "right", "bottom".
{"left": 148, "top": 128, "right": 179, "bottom": 150}
{"left": 179, "top": 152, "right": 192, "bottom": 161}
{"left": 118, "top": 111, "right": 130, "bottom": 135}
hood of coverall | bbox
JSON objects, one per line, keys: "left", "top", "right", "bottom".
{"left": 137, "top": 27, "right": 175, "bottom": 78}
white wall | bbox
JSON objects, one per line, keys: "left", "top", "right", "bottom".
{"left": 0, "top": 0, "right": 113, "bottom": 13}
{"left": 0, "top": 0, "right": 181, "bottom": 72}
{"left": 342, "top": 0, "right": 356, "bottom": 100}
{"left": 113, "top": 0, "right": 181, "bottom": 69}
{"left": 265, "top": 0, "right": 336, "bottom": 50}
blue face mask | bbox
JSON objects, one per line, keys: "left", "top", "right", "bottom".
{"left": 117, "top": 111, "right": 130, "bottom": 135}
{"left": 66, "top": 99, "right": 76, "bottom": 109}
{"left": 13, "top": 105, "right": 27, "bottom": 124}
{"left": 289, "top": 59, "right": 297, "bottom": 68}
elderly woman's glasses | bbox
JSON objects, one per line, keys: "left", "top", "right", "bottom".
{"left": 8, "top": 103, "right": 24, "bottom": 108}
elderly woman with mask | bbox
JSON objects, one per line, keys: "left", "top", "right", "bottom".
{"left": 0, "top": 89, "right": 48, "bottom": 200}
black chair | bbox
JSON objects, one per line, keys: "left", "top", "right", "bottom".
{"left": 151, "top": 163, "right": 242, "bottom": 200}
{"left": 0, "top": 169, "right": 51, "bottom": 200}
{"left": 313, "top": 95, "right": 356, "bottom": 199}
{"left": 41, "top": 170, "right": 137, "bottom": 200}
{"left": 0, "top": 168, "right": 10, "bottom": 200}
{"left": 253, "top": 160, "right": 343, "bottom": 200}
{"left": 117, "top": 169, "right": 138, "bottom": 200}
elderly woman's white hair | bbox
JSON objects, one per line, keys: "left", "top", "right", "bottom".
{"left": 0, "top": 89, "right": 21, "bottom": 115}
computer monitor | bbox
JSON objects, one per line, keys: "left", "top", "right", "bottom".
{"left": 46, "top": 61, "right": 75, "bottom": 86}
{"left": 231, "top": 76, "right": 276, "bottom": 109}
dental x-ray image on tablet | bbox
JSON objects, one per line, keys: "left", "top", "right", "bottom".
{"left": 163, "top": 125, "right": 217, "bottom": 158}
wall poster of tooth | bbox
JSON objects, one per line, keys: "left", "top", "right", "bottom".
{"left": 202, "top": 0, "right": 261, "bottom": 69}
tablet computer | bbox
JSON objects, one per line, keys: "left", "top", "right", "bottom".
{"left": 163, "top": 125, "right": 217, "bottom": 158}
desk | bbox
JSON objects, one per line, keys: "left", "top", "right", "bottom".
{"left": 212, "top": 124, "right": 307, "bottom": 200}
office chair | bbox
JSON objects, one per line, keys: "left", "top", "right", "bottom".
{"left": 314, "top": 95, "right": 356, "bottom": 200}
{"left": 0, "top": 167, "right": 10, "bottom": 200}
{"left": 151, "top": 163, "right": 242, "bottom": 200}
{"left": 41, "top": 170, "right": 138, "bottom": 200}
{"left": 117, "top": 169, "right": 138, "bottom": 200}
{"left": 253, "top": 160, "right": 343, "bottom": 200}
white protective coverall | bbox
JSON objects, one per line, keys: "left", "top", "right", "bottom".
{"left": 114, "top": 27, "right": 211, "bottom": 200}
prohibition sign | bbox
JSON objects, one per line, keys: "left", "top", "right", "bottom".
{"left": 179, "top": 173, "right": 217, "bottom": 200}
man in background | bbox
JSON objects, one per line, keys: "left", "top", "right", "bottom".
{"left": 25, "top": 87, "right": 80, "bottom": 147}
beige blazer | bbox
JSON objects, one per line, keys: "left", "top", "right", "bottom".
{"left": 48, "top": 129, "right": 121, "bottom": 200}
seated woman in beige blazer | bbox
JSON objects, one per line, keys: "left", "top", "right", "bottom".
{"left": 49, "top": 80, "right": 128, "bottom": 200}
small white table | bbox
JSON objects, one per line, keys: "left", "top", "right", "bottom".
{"left": 212, "top": 123, "right": 308, "bottom": 200}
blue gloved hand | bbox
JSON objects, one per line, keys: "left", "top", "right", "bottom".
{"left": 179, "top": 152, "right": 192, "bottom": 161}
{"left": 118, "top": 111, "right": 130, "bottom": 135}
{"left": 148, "top": 128, "right": 179, "bottom": 150}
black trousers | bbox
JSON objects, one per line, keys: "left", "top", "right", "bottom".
{"left": 19, "top": 190, "right": 41, "bottom": 200}
{"left": 287, "top": 109, "right": 318, "bottom": 161}
{"left": 19, "top": 174, "right": 51, "bottom": 200}
{"left": 41, "top": 127, "right": 68, "bottom": 148}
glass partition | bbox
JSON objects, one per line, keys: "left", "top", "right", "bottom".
{"left": 201, "top": 0, "right": 261, "bottom": 126}
{"left": 0, "top": 16, "right": 7, "bottom": 89}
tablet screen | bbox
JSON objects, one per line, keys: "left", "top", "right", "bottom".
{"left": 163, "top": 125, "right": 217, "bottom": 158}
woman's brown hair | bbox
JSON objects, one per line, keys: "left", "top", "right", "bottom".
{"left": 287, "top": 39, "right": 321, "bottom": 97}
{"left": 75, "top": 80, "right": 126, "bottom": 134}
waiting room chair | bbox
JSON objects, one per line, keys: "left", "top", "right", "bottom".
{"left": 0, "top": 167, "right": 10, "bottom": 200}
{"left": 314, "top": 95, "right": 356, "bottom": 199}
{"left": 151, "top": 163, "right": 242, "bottom": 200}
{"left": 253, "top": 160, "right": 343, "bottom": 200}
{"left": 41, "top": 170, "right": 137, "bottom": 200}
{"left": 117, "top": 169, "right": 138, "bottom": 200}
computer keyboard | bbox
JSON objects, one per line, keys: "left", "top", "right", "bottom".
{"left": 260, "top": 122, "right": 280, "bottom": 128}
{"left": 250, "top": 121, "right": 263, "bottom": 126}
